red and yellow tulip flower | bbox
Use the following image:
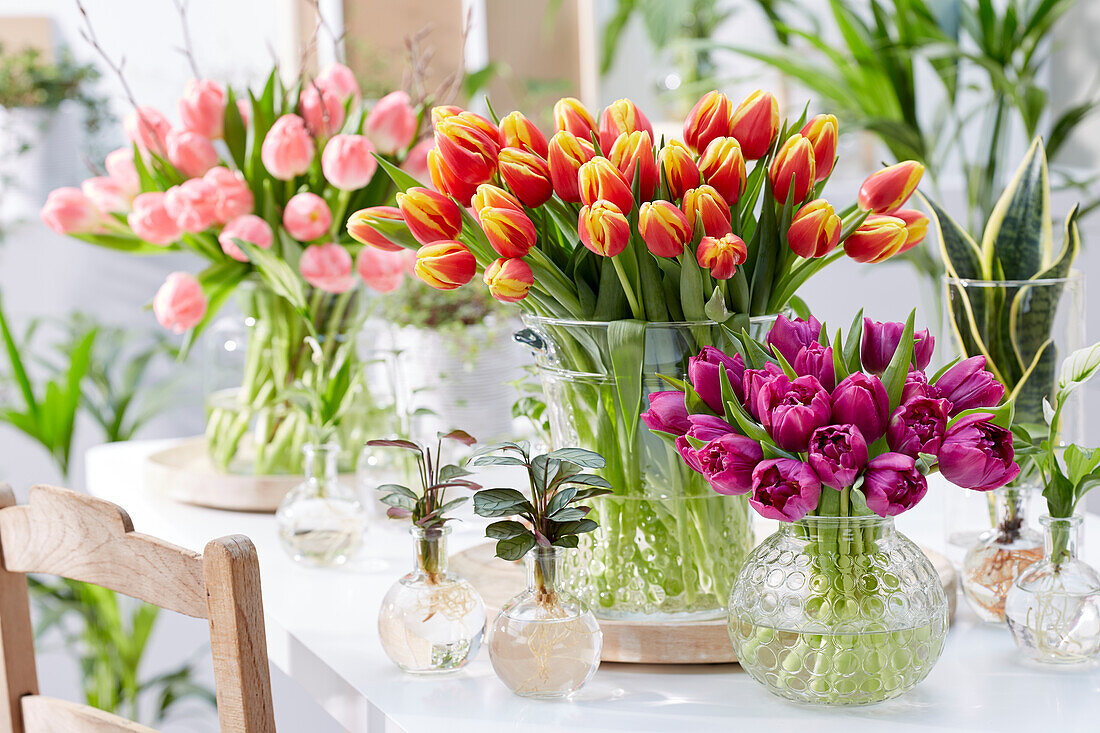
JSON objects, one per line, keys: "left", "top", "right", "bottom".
{"left": 579, "top": 156, "right": 634, "bottom": 214}
{"left": 427, "top": 148, "right": 478, "bottom": 205}
{"left": 857, "top": 161, "right": 924, "bottom": 213}
{"left": 787, "top": 199, "right": 840, "bottom": 258}
{"left": 683, "top": 90, "right": 734, "bottom": 155}
{"left": 682, "top": 184, "right": 732, "bottom": 238}
{"left": 434, "top": 113, "right": 501, "bottom": 185}
{"left": 498, "top": 147, "right": 554, "bottom": 207}
{"left": 483, "top": 257, "right": 534, "bottom": 303}
{"left": 609, "top": 130, "right": 657, "bottom": 201}
{"left": 477, "top": 204, "right": 537, "bottom": 259}
{"left": 578, "top": 200, "right": 630, "bottom": 257}
{"left": 346, "top": 205, "right": 404, "bottom": 251}
{"left": 499, "top": 111, "right": 549, "bottom": 157}
{"left": 697, "top": 233, "right": 748, "bottom": 279}
{"left": 472, "top": 183, "right": 524, "bottom": 214}
{"left": 800, "top": 114, "right": 838, "bottom": 183}
{"left": 698, "top": 137, "right": 747, "bottom": 206}
{"left": 414, "top": 240, "right": 477, "bottom": 289}
{"left": 769, "top": 134, "right": 816, "bottom": 204}
{"left": 658, "top": 140, "right": 701, "bottom": 201}
{"left": 891, "top": 209, "right": 930, "bottom": 254}
{"left": 396, "top": 186, "right": 463, "bottom": 244}
{"left": 844, "top": 215, "right": 908, "bottom": 263}
{"left": 599, "top": 98, "right": 654, "bottom": 151}
{"left": 730, "top": 90, "right": 779, "bottom": 160}
{"left": 638, "top": 200, "right": 691, "bottom": 258}
{"left": 547, "top": 131, "right": 596, "bottom": 203}
{"left": 552, "top": 97, "right": 598, "bottom": 140}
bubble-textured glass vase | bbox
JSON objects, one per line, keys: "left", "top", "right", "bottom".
{"left": 378, "top": 525, "right": 485, "bottom": 674}
{"left": 275, "top": 443, "right": 366, "bottom": 566}
{"left": 487, "top": 547, "right": 602, "bottom": 698}
{"left": 728, "top": 515, "right": 948, "bottom": 706}
{"left": 1006, "top": 515, "right": 1100, "bottom": 665}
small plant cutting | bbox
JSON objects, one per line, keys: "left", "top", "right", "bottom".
{"left": 470, "top": 443, "right": 611, "bottom": 699}
{"left": 1004, "top": 343, "right": 1100, "bottom": 664}
{"left": 471, "top": 444, "right": 612, "bottom": 599}
{"left": 648, "top": 311, "right": 1020, "bottom": 704}
{"left": 351, "top": 89, "right": 929, "bottom": 618}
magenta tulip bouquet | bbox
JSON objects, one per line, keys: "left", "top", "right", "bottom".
{"left": 646, "top": 312, "right": 1021, "bottom": 520}
{"left": 39, "top": 63, "right": 431, "bottom": 474}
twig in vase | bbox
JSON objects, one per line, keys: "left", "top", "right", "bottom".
{"left": 170, "top": 0, "right": 203, "bottom": 78}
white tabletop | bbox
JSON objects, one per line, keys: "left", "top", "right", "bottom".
{"left": 86, "top": 440, "right": 1100, "bottom": 733}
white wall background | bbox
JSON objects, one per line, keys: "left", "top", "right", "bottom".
{"left": 1, "top": 1, "right": 1099, "bottom": 730}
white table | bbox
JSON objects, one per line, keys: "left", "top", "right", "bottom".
{"left": 86, "top": 440, "right": 1100, "bottom": 733}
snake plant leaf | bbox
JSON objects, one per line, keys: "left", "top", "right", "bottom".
{"left": 920, "top": 192, "right": 982, "bottom": 280}
{"left": 980, "top": 137, "right": 1053, "bottom": 280}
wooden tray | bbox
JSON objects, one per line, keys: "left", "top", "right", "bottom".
{"left": 144, "top": 437, "right": 350, "bottom": 513}
{"left": 452, "top": 541, "right": 957, "bottom": 665}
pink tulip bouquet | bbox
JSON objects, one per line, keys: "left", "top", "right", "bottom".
{"left": 40, "top": 64, "right": 429, "bottom": 474}
{"left": 648, "top": 311, "right": 1020, "bottom": 700}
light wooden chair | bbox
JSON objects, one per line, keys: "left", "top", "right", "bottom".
{"left": 0, "top": 483, "right": 276, "bottom": 733}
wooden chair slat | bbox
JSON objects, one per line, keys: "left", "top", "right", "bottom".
{"left": 0, "top": 485, "right": 207, "bottom": 619}
{"left": 0, "top": 486, "right": 38, "bottom": 733}
{"left": 21, "top": 696, "right": 157, "bottom": 733}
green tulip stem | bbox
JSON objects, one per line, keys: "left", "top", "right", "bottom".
{"left": 610, "top": 255, "right": 644, "bottom": 319}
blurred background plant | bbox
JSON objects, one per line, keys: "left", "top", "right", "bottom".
{"left": 0, "top": 43, "right": 109, "bottom": 133}
{"left": 706, "top": 0, "right": 1098, "bottom": 289}
{"left": 0, "top": 293, "right": 211, "bottom": 726}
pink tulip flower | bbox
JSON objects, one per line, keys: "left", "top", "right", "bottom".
{"left": 128, "top": 192, "right": 180, "bottom": 245}
{"left": 154, "top": 272, "right": 207, "bottom": 333}
{"left": 300, "top": 84, "right": 345, "bottom": 138}
{"left": 203, "top": 167, "right": 254, "bottom": 223}
{"left": 81, "top": 176, "right": 131, "bottom": 213}
{"left": 218, "top": 214, "right": 273, "bottom": 262}
{"left": 178, "top": 78, "right": 226, "bottom": 139}
{"left": 366, "top": 90, "right": 417, "bottom": 154}
{"left": 316, "top": 63, "right": 360, "bottom": 104}
{"left": 124, "top": 106, "right": 172, "bottom": 156}
{"left": 167, "top": 129, "right": 219, "bottom": 177}
{"left": 105, "top": 147, "right": 140, "bottom": 195}
{"left": 321, "top": 134, "right": 378, "bottom": 190}
{"left": 164, "top": 179, "right": 219, "bottom": 232}
{"left": 356, "top": 246, "right": 407, "bottom": 293}
{"left": 261, "top": 114, "right": 315, "bottom": 180}
{"left": 283, "top": 192, "right": 332, "bottom": 241}
{"left": 40, "top": 187, "right": 101, "bottom": 234}
{"left": 402, "top": 138, "right": 433, "bottom": 183}
{"left": 300, "top": 243, "right": 355, "bottom": 293}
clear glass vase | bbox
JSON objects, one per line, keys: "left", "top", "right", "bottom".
{"left": 378, "top": 526, "right": 486, "bottom": 674}
{"left": 204, "top": 282, "right": 394, "bottom": 475}
{"left": 1005, "top": 515, "right": 1100, "bottom": 665}
{"left": 487, "top": 546, "right": 602, "bottom": 698}
{"left": 729, "top": 515, "right": 949, "bottom": 706}
{"left": 961, "top": 487, "right": 1044, "bottom": 622}
{"left": 940, "top": 274, "right": 1084, "bottom": 547}
{"left": 275, "top": 443, "right": 367, "bottom": 566}
{"left": 519, "top": 317, "right": 766, "bottom": 620}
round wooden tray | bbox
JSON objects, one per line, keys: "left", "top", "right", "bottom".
{"left": 144, "top": 436, "right": 351, "bottom": 513}
{"left": 452, "top": 541, "right": 957, "bottom": 665}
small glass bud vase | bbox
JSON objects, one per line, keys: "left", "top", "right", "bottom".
{"left": 276, "top": 443, "right": 366, "bottom": 566}
{"left": 961, "top": 486, "right": 1043, "bottom": 622}
{"left": 378, "top": 525, "right": 486, "bottom": 674}
{"left": 1005, "top": 515, "right": 1100, "bottom": 665}
{"left": 487, "top": 546, "right": 603, "bottom": 698}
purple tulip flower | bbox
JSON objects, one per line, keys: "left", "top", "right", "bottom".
{"left": 642, "top": 390, "right": 691, "bottom": 436}
{"left": 901, "top": 369, "right": 931, "bottom": 403}
{"left": 860, "top": 318, "right": 935, "bottom": 375}
{"left": 749, "top": 459, "right": 821, "bottom": 521}
{"left": 765, "top": 314, "right": 823, "bottom": 365}
{"left": 674, "top": 415, "right": 738, "bottom": 473}
{"left": 794, "top": 342, "right": 836, "bottom": 391}
{"left": 807, "top": 424, "right": 868, "bottom": 490}
{"left": 696, "top": 433, "right": 764, "bottom": 495}
{"left": 862, "top": 452, "right": 928, "bottom": 516}
{"left": 887, "top": 396, "right": 951, "bottom": 457}
{"left": 939, "top": 412, "right": 1020, "bottom": 490}
{"left": 743, "top": 362, "right": 785, "bottom": 419}
{"left": 831, "top": 372, "right": 891, "bottom": 442}
{"left": 754, "top": 373, "right": 832, "bottom": 453}
{"left": 688, "top": 347, "right": 745, "bottom": 413}
{"left": 933, "top": 355, "right": 1005, "bottom": 416}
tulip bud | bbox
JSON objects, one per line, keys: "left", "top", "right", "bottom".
{"left": 299, "top": 84, "right": 346, "bottom": 137}
{"left": 402, "top": 138, "right": 433, "bottom": 184}
{"left": 397, "top": 187, "right": 463, "bottom": 244}
{"left": 769, "top": 134, "right": 816, "bottom": 204}
{"left": 434, "top": 114, "right": 501, "bottom": 185}
{"left": 642, "top": 391, "right": 692, "bottom": 436}
{"left": 863, "top": 453, "right": 929, "bottom": 516}
{"left": 499, "top": 111, "right": 549, "bottom": 157}
{"left": 124, "top": 106, "right": 171, "bottom": 156}
{"left": 105, "top": 148, "right": 139, "bottom": 196}
{"left": 578, "top": 156, "right": 634, "bottom": 214}
{"left": 682, "top": 185, "right": 732, "bottom": 238}
{"left": 316, "top": 63, "right": 361, "bottom": 104}
{"left": 831, "top": 372, "right": 891, "bottom": 442}
{"left": 608, "top": 130, "right": 657, "bottom": 201}
{"left": 283, "top": 192, "right": 333, "bottom": 242}
{"left": 787, "top": 199, "right": 840, "bottom": 258}
{"left": 321, "top": 134, "right": 378, "bottom": 190}
{"left": 861, "top": 317, "right": 935, "bottom": 374}
{"left": 497, "top": 147, "right": 554, "bottom": 207}
{"left": 127, "top": 192, "right": 178, "bottom": 245}
{"left": 552, "top": 97, "right": 597, "bottom": 140}
{"left": 457, "top": 110, "right": 504, "bottom": 146}
{"left": 261, "top": 114, "right": 315, "bottom": 180}
{"left": 178, "top": 79, "right": 226, "bottom": 139}
{"left": 730, "top": 90, "right": 779, "bottom": 160}
{"left": 689, "top": 347, "right": 747, "bottom": 412}
{"left": 858, "top": 161, "right": 924, "bottom": 213}
{"left": 683, "top": 91, "right": 735, "bottom": 155}
{"left": 697, "top": 233, "right": 748, "bottom": 280}
{"left": 698, "top": 137, "right": 746, "bottom": 206}
{"left": 891, "top": 208, "right": 929, "bottom": 254}
{"left": 414, "top": 240, "right": 477, "bottom": 290}
{"left": 347, "top": 205, "right": 405, "bottom": 252}
{"left": 218, "top": 214, "right": 273, "bottom": 262}
{"left": 578, "top": 200, "right": 630, "bottom": 257}
{"left": 477, "top": 205, "right": 537, "bottom": 259}
{"left": 204, "top": 167, "right": 254, "bottom": 223}
{"left": 356, "top": 247, "right": 407, "bottom": 293}
{"left": 750, "top": 459, "right": 821, "bottom": 522}
{"left": 844, "top": 215, "right": 908, "bottom": 263}
{"left": 638, "top": 200, "right": 691, "bottom": 258}
{"left": 164, "top": 179, "right": 218, "bottom": 233}
{"left": 799, "top": 114, "right": 838, "bottom": 182}
{"left": 598, "top": 98, "right": 653, "bottom": 151}
{"left": 483, "top": 257, "right": 534, "bottom": 303}
{"left": 658, "top": 140, "right": 701, "bottom": 201}
{"left": 166, "top": 130, "right": 218, "bottom": 177}
{"left": 933, "top": 355, "right": 1005, "bottom": 415}
{"left": 300, "top": 242, "right": 355, "bottom": 293}
{"left": 82, "top": 177, "right": 131, "bottom": 214}
{"left": 154, "top": 272, "right": 207, "bottom": 334}
{"left": 547, "top": 131, "right": 596, "bottom": 203}
{"left": 938, "top": 414, "right": 1020, "bottom": 491}
{"left": 427, "top": 148, "right": 479, "bottom": 205}
{"left": 366, "top": 90, "right": 418, "bottom": 154}
{"left": 765, "top": 315, "right": 823, "bottom": 365}
{"left": 472, "top": 183, "right": 524, "bottom": 214}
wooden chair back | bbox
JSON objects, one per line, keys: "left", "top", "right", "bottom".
{"left": 0, "top": 484, "right": 275, "bottom": 732}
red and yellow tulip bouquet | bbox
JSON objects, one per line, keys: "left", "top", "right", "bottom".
{"left": 350, "top": 90, "right": 930, "bottom": 618}
{"left": 40, "top": 64, "right": 430, "bottom": 475}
